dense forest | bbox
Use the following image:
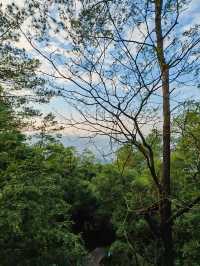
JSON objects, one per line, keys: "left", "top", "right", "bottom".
{"left": 0, "top": 0, "right": 200, "bottom": 266}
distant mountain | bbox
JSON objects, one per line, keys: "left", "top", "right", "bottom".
{"left": 27, "top": 133, "right": 118, "bottom": 162}
{"left": 60, "top": 134, "right": 117, "bottom": 162}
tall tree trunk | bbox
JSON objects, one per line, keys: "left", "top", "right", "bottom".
{"left": 155, "top": 1, "right": 174, "bottom": 265}
{"left": 160, "top": 64, "right": 173, "bottom": 266}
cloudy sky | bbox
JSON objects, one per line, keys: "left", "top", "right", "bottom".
{"left": 3, "top": 0, "right": 200, "bottom": 104}
{"left": 2, "top": 0, "right": 200, "bottom": 157}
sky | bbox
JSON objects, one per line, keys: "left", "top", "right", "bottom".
{"left": 2, "top": 0, "right": 200, "bottom": 157}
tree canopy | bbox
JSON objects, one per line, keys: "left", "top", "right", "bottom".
{"left": 0, "top": 1, "right": 200, "bottom": 265}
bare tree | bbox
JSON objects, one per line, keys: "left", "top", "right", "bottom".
{"left": 15, "top": 0, "right": 200, "bottom": 265}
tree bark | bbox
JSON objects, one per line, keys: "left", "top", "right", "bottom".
{"left": 160, "top": 64, "right": 174, "bottom": 266}
{"left": 155, "top": 1, "right": 174, "bottom": 265}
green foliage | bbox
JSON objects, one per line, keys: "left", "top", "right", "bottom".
{"left": 0, "top": 5, "right": 200, "bottom": 261}
{"left": 89, "top": 114, "right": 200, "bottom": 265}
{"left": 92, "top": 150, "right": 159, "bottom": 265}
{"left": 0, "top": 99, "right": 86, "bottom": 266}
{"left": 1, "top": 94, "right": 200, "bottom": 265}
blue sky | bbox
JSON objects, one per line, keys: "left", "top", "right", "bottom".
{"left": 29, "top": 0, "right": 200, "bottom": 115}
{"left": 3, "top": 0, "right": 200, "bottom": 155}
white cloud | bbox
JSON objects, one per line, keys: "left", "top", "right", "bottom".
{"left": 2, "top": 0, "right": 25, "bottom": 9}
